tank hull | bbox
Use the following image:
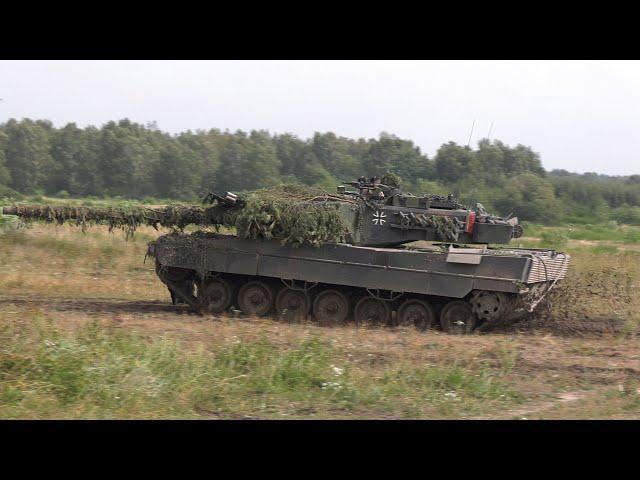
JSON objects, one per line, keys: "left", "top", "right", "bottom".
{"left": 149, "top": 233, "right": 570, "bottom": 326}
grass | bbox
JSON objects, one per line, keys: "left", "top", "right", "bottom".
{"left": 520, "top": 222, "right": 640, "bottom": 246}
{"left": 0, "top": 315, "right": 522, "bottom": 419}
{"left": 0, "top": 211, "right": 20, "bottom": 232}
{"left": 540, "top": 230, "right": 569, "bottom": 249}
{"left": 0, "top": 223, "right": 161, "bottom": 300}
{"left": 513, "top": 223, "right": 640, "bottom": 259}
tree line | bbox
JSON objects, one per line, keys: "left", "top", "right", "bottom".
{"left": 1, "top": 118, "right": 639, "bottom": 224}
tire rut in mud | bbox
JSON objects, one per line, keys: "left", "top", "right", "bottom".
{"left": 482, "top": 312, "right": 628, "bottom": 337}
{"left": 0, "top": 296, "right": 192, "bottom": 315}
{"left": 0, "top": 294, "right": 629, "bottom": 337}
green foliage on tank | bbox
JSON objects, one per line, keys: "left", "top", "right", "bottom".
{"left": 2, "top": 177, "right": 520, "bottom": 247}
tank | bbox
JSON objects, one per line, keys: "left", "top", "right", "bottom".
{"left": 147, "top": 178, "right": 569, "bottom": 334}
{"left": 2, "top": 178, "right": 570, "bottom": 333}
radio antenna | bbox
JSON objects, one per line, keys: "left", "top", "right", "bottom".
{"left": 487, "top": 121, "right": 494, "bottom": 140}
{"left": 466, "top": 119, "right": 476, "bottom": 147}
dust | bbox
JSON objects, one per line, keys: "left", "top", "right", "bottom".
{"left": 483, "top": 261, "right": 637, "bottom": 337}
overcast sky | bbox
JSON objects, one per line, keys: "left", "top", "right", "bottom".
{"left": 1, "top": 60, "right": 639, "bottom": 175}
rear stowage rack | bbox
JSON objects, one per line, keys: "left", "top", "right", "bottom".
{"left": 526, "top": 252, "right": 571, "bottom": 283}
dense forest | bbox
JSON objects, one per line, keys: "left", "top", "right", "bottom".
{"left": 1, "top": 118, "right": 639, "bottom": 224}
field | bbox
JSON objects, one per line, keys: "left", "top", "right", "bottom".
{"left": 1, "top": 215, "right": 639, "bottom": 419}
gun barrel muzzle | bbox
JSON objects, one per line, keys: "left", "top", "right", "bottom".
{"left": 2, "top": 206, "right": 17, "bottom": 216}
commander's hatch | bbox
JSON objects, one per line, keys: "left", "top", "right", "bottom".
{"left": 445, "top": 245, "right": 486, "bottom": 264}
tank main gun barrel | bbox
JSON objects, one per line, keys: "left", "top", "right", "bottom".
{"left": 1, "top": 204, "right": 210, "bottom": 237}
{"left": 0, "top": 185, "right": 351, "bottom": 246}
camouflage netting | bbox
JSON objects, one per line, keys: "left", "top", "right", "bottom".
{"left": 3, "top": 204, "right": 208, "bottom": 239}
{"left": 3, "top": 185, "right": 356, "bottom": 247}
{"left": 425, "top": 215, "right": 463, "bottom": 242}
{"left": 204, "top": 184, "right": 356, "bottom": 247}
{"left": 396, "top": 210, "right": 463, "bottom": 242}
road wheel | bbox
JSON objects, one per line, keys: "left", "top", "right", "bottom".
{"left": 238, "top": 281, "right": 274, "bottom": 316}
{"left": 397, "top": 299, "right": 436, "bottom": 331}
{"left": 201, "top": 277, "right": 233, "bottom": 314}
{"left": 275, "top": 288, "right": 310, "bottom": 321}
{"left": 471, "top": 291, "right": 509, "bottom": 322}
{"left": 313, "top": 289, "right": 349, "bottom": 325}
{"left": 354, "top": 297, "right": 391, "bottom": 327}
{"left": 440, "top": 300, "right": 477, "bottom": 334}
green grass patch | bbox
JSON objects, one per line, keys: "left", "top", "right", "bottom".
{"left": 540, "top": 231, "right": 569, "bottom": 249}
{"left": 0, "top": 213, "right": 20, "bottom": 234}
{"left": 0, "top": 231, "right": 92, "bottom": 257}
{"left": 523, "top": 221, "right": 640, "bottom": 243}
{"left": 587, "top": 245, "right": 619, "bottom": 255}
{"left": 0, "top": 317, "right": 522, "bottom": 419}
{"left": 623, "top": 229, "right": 640, "bottom": 244}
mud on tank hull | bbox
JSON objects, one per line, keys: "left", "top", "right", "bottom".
{"left": 147, "top": 233, "right": 570, "bottom": 334}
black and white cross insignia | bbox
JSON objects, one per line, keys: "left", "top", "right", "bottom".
{"left": 372, "top": 211, "right": 386, "bottom": 225}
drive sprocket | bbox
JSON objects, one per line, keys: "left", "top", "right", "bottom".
{"left": 471, "top": 291, "right": 509, "bottom": 322}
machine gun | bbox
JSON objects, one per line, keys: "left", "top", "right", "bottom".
{"left": 202, "top": 191, "right": 245, "bottom": 208}
{"left": 338, "top": 176, "right": 400, "bottom": 200}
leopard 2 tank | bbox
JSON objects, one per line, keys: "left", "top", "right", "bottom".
{"left": 147, "top": 178, "right": 569, "bottom": 333}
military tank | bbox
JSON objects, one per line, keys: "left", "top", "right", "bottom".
{"left": 148, "top": 177, "right": 569, "bottom": 334}
{"left": 2, "top": 178, "right": 570, "bottom": 333}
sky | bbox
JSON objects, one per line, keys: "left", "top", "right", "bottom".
{"left": 0, "top": 60, "right": 639, "bottom": 176}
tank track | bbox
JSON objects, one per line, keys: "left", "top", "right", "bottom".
{"left": 154, "top": 260, "right": 545, "bottom": 334}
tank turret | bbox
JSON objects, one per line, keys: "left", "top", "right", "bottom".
{"left": 191, "top": 179, "right": 522, "bottom": 247}
{"left": 332, "top": 177, "right": 522, "bottom": 247}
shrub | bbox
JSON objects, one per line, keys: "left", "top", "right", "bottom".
{"left": 540, "top": 230, "right": 569, "bottom": 249}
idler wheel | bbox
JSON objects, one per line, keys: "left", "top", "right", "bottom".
{"left": 397, "top": 299, "right": 436, "bottom": 331}
{"left": 313, "top": 289, "right": 349, "bottom": 325}
{"left": 201, "top": 277, "right": 233, "bottom": 314}
{"left": 354, "top": 297, "right": 391, "bottom": 327}
{"left": 238, "top": 281, "right": 274, "bottom": 317}
{"left": 275, "top": 288, "right": 310, "bottom": 321}
{"left": 440, "top": 300, "right": 477, "bottom": 334}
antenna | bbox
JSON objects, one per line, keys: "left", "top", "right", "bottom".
{"left": 466, "top": 119, "right": 476, "bottom": 147}
{"left": 487, "top": 121, "right": 494, "bottom": 140}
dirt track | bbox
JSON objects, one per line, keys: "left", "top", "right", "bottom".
{"left": 0, "top": 294, "right": 628, "bottom": 337}
{"left": 0, "top": 296, "right": 188, "bottom": 315}
{"left": 484, "top": 312, "right": 628, "bottom": 337}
